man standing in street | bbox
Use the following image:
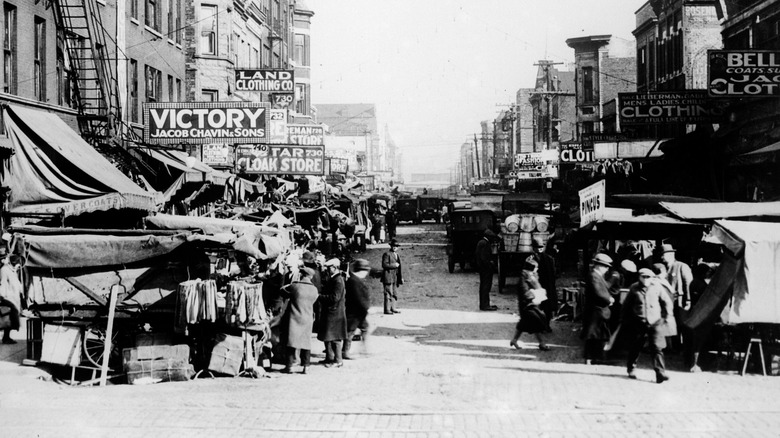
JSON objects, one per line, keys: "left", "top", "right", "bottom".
{"left": 343, "top": 259, "right": 372, "bottom": 359}
{"left": 475, "top": 229, "right": 498, "bottom": 311}
{"left": 582, "top": 253, "right": 615, "bottom": 364}
{"left": 532, "top": 238, "right": 557, "bottom": 327}
{"left": 382, "top": 239, "right": 403, "bottom": 315}
{"left": 317, "top": 258, "right": 347, "bottom": 368}
{"left": 622, "top": 268, "right": 674, "bottom": 383}
{"left": 661, "top": 243, "right": 693, "bottom": 353}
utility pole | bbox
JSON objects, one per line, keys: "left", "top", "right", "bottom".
{"left": 532, "top": 60, "right": 565, "bottom": 151}
{"left": 473, "top": 134, "right": 481, "bottom": 179}
{"left": 496, "top": 103, "right": 519, "bottom": 173}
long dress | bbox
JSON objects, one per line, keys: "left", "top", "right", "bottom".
{"left": 515, "top": 270, "right": 548, "bottom": 334}
{"left": 317, "top": 273, "right": 347, "bottom": 342}
{"left": 281, "top": 280, "right": 319, "bottom": 350}
{"left": 0, "top": 263, "right": 22, "bottom": 331}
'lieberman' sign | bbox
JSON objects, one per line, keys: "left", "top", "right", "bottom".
{"left": 235, "top": 69, "right": 295, "bottom": 92}
{"left": 144, "top": 102, "right": 269, "bottom": 144}
{"left": 618, "top": 91, "right": 725, "bottom": 126}
{"left": 236, "top": 145, "right": 324, "bottom": 175}
{"left": 708, "top": 50, "right": 780, "bottom": 97}
{"left": 287, "top": 124, "right": 325, "bottom": 146}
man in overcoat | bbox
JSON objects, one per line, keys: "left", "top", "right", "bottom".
{"left": 582, "top": 253, "right": 615, "bottom": 364}
{"left": 317, "top": 258, "right": 348, "bottom": 367}
{"left": 382, "top": 239, "right": 404, "bottom": 314}
{"left": 474, "top": 229, "right": 498, "bottom": 311}
{"left": 532, "top": 238, "right": 557, "bottom": 326}
{"left": 343, "top": 259, "right": 372, "bottom": 359}
{"left": 280, "top": 267, "right": 319, "bottom": 374}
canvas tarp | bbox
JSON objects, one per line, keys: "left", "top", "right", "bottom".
{"left": 1, "top": 105, "right": 158, "bottom": 215}
{"left": 660, "top": 201, "right": 780, "bottom": 220}
{"left": 685, "top": 220, "right": 780, "bottom": 328}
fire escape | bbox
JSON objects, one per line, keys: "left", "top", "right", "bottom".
{"left": 48, "top": 0, "right": 121, "bottom": 148}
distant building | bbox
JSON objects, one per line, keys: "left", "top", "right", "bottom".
{"left": 317, "top": 103, "right": 380, "bottom": 175}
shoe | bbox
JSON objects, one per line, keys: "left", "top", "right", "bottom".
{"left": 656, "top": 374, "right": 670, "bottom": 384}
{"left": 510, "top": 340, "right": 520, "bottom": 350}
{"left": 627, "top": 369, "right": 637, "bottom": 379}
{"left": 317, "top": 359, "right": 331, "bottom": 365}
{"left": 538, "top": 344, "right": 550, "bottom": 351}
{"left": 300, "top": 366, "right": 308, "bottom": 375}
{"left": 342, "top": 354, "right": 353, "bottom": 360}
{"left": 324, "top": 362, "right": 343, "bottom": 368}
{"left": 585, "top": 359, "right": 592, "bottom": 365}
{"left": 2, "top": 338, "right": 16, "bottom": 345}
{"left": 384, "top": 312, "right": 394, "bottom": 315}
{"left": 392, "top": 309, "right": 401, "bottom": 314}
{"left": 480, "top": 305, "right": 498, "bottom": 311}
{"left": 689, "top": 365, "right": 702, "bottom": 373}
{"left": 280, "top": 367, "right": 293, "bottom": 374}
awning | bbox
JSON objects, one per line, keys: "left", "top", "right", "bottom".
{"left": 660, "top": 201, "right": 780, "bottom": 220}
{"left": 740, "top": 140, "right": 780, "bottom": 157}
{"left": 594, "top": 139, "right": 668, "bottom": 160}
{"left": 133, "top": 148, "right": 230, "bottom": 185}
{"left": 1, "top": 105, "right": 158, "bottom": 216}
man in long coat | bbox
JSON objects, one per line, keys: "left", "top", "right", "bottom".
{"left": 280, "top": 267, "right": 319, "bottom": 374}
{"left": 343, "top": 259, "right": 372, "bottom": 359}
{"left": 532, "top": 238, "right": 557, "bottom": 326}
{"left": 582, "top": 253, "right": 615, "bottom": 364}
{"left": 382, "top": 239, "right": 404, "bottom": 314}
{"left": 317, "top": 258, "right": 348, "bottom": 367}
{"left": 474, "top": 229, "right": 498, "bottom": 311}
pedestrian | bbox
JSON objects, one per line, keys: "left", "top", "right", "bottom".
{"left": 581, "top": 253, "right": 615, "bottom": 365}
{"left": 510, "top": 258, "right": 550, "bottom": 351}
{"left": 343, "top": 259, "right": 372, "bottom": 359}
{"left": 381, "top": 239, "right": 404, "bottom": 315}
{"left": 0, "top": 252, "right": 22, "bottom": 344}
{"left": 661, "top": 244, "right": 693, "bottom": 311}
{"left": 475, "top": 229, "right": 498, "bottom": 311}
{"left": 621, "top": 268, "right": 675, "bottom": 383}
{"left": 532, "top": 238, "right": 557, "bottom": 328}
{"left": 386, "top": 208, "right": 397, "bottom": 240}
{"left": 606, "top": 259, "right": 637, "bottom": 332}
{"left": 280, "top": 267, "right": 319, "bottom": 374}
{"left": 317, "top": 258, "right": 348, "bottom": 368}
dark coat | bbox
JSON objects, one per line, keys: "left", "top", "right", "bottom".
{"left": 581, "top": 269, "right": 613, "bottom": 341}
{"left": 345, "top": 274, "right": 371, "bottom": 331}
{"left": 534, "top": 251, "right": 557, "bottom": 312}
{"left": 381, "top": 250, "right": 404, "bottom": 285}
{"left": 516, "top": 270, "right": 548, "bottom": 334}
{"left": 317, "top": 273, "right": 348, "bottom": 342}
{"left": 474, "top": 237, "right": 494, "bottom": 273}
{"left": 280, "top": 280, "right": 319, "bottom": 350}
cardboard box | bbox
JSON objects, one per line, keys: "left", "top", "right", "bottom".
{"left": 208, "top": 333, "right": 244, "bottom": 376}
{"left": 40, "top": 324, "right": 82, "bottom": 366}
{"left": 125, "top": 358, "right": 194, "bottom": 384}
{"left": 123, "top": 344, "right": 190, "bottom": 362}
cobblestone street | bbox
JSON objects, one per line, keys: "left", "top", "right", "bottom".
{"left": 1, "top": 224, "right": 779, "bottom": 437}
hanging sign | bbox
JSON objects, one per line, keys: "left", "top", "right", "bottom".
{"left": 287, "top": 124, "right": 325, "bottom": 146}
{"left": 201, "top": 144, "right": 231, "bottom": 166}
{"left": 560, "top": 143, "right": 594, "bottom": 163}
{"left": 144, "top": 102, "right": 269, "bottom": 144}
{"left": 513, "top": 150, "right": 559, "bottom": 179}
{"left": 328, "top": 158, "right": 348, "bottom": 174}
{"left": 708, "top": 50, "right": 780, "bottom": 97}
{"left": 268, "top": 109, "right": 288, "bottom": 144}
{"left": 618, "top": 91, "right": 726, "bottom": 126}
{"left": 235, "top": 69, "right": 294, "bottom": 92}
{"left": 579, "top": 179, "right": 605, "bottom": 227}
{"left": 235, "top": 145, "right": 324, "bottom": 175}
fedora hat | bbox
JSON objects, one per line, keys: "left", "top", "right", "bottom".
{"left": 301, "top": 251, "right": 316, "bottom": 264}
{"left": 352, "top": 258, "right": 371, "bottom": 272}
{"left": 661, "top": 243, "right": 676, "bottom": 254}
{"left": 592, "top": 253, "right": 613, "bottom": 268}
{"left": 523, "top": 256, "right": 538, "bottom": 270}
{"left": 389, "top": 239, "right": 400, "bottom": 247}
{"left": 324, "top": 258, "right": 341, "bottom": 268}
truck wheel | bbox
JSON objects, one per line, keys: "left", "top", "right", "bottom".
{"left": 448, "top": 255, "right": 455, "bottom": 273}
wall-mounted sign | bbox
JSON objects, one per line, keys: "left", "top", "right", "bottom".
{"left": 560, "top": 143, "right": 595, "bottom": 163}
{"left": 708, "top": 50, "right": 780, "bottom": 97}
{"left": 328, "top": 157, "right": 348, "bottom": 174}
{"left": 201, "top": 144, "right": 231, "bottom": 166}
{"left": 143, "top": 102, "right": 269, "bottom": 144}
{"left": 272, "top": 94, "right": 294, "bottom": 106}
{"left": 235, "top": 69, "right": 295, "bottom": 92}
{"left": 235, "top": 145, "right": 324, "bottom": 175}
{"left": 618, "top": 91, "right": 726, "bottom": 126}
{"left": 268, "top": 109, "right": 288, "bottom": 144}
{"left": 579, "top": 179, "right": 605, "bottom": 227}
{"left": 287, "top": 124, "right": 325, "bottom": 146}
{"left": 513, "top": 150, "right": 559, "bottom": 179}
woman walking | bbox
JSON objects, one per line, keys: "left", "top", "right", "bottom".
{"left": 510, "top": 258, "right": 550, "bottom": 351}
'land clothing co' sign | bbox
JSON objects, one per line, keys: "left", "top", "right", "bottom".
{"left": 144, "top": 102, "right": 270, "bottom": 144}
{"left": 236, "top": 145, "right": 324, "bottom": 175}
{"left": 618, "top": 91, "right": 726, "bottom": 126}
{"left": 235, "top": 69, "right": 295, "bottom": 92}
{"left": 287, "top": 124, "right": 325, "bottom": 146}
{"left": 579, "top": 179, "right": 605, "bottom": 228}
{"left": 708, "top": 50, "right": 780, "bottom": 97}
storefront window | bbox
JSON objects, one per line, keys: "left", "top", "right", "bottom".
{"left": 200, "top": 5, "right": 218, "bottom": 55}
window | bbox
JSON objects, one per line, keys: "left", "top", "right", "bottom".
{"left": 174, "top": 0, "right": 182, "bottom": 43}
{"left": 34, "top": 17, "right": 46, "bottom": 101}
{"left": 295, "top": 84, "right": 306, "bottom": 114}
{"left": 202, "top": 89, "right": 218, "bottom": 101}
{"left": 294, "top": 34, "right": 304, "bottom": 64}
{"left": 130, "top": 0, "right": 138, "bottom": 19}
{"left": 167, "top": 75, "right": 173, "bottom": 101}
{"left": 3, "top": 4, "right": 16, "bottom": 94}
{"left": 262, "top": 44, "right": 270, "bottom": 67}
{"left": 145, "top": 65, "right": 161, "bottom": 102}
{"left": 200, "top": 5, "right": 217, "bottom": 55}
{"left": 253, "top": 48, "right": 259, "bottom": 68}
{"left": 167, "top": 0, "right": 173, "bottom": 36}
{"left": 129, "top": 59, "right": 138, "bottom": 121}
{"left": 57, "top": 47, "right": 68, "bottom": 106}
{"left": 582, "top": 67, "right": 594, "bottom": 103}
{"left": 146, "top": 0, "right": 160, "bottom": 31}
{"left": 581, "top": 121, "right": 594, "bottom": 135}
{"left": 175, "top": 78, "right": 181, "bottom": 101}
{"left": 273, "top": 51, "right": 280, "bottom": 68}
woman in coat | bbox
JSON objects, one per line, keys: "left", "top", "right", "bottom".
{"left": 510, "top": 258, "right": 550, "bottom": 351}
{"left": 280, "top": 267, "right": 320, "bottom": 374}
{"left": 317, "top": 258, "right": 348, "bottom": 367}
{"left": 581, "top": 253, "right": 615, "bottom": 364}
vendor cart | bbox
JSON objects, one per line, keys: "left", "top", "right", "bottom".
{"left": 497, "top": 192, "right": 554, "bottom": 290}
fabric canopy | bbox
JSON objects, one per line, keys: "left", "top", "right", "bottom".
{"left": 686, "top": 220, "right": 780, "bottom": 327}
{"left": 134, "top": 148, "right": 230, "bottom": 185}
{"left": 660, "top": 201, "right": 780, "bottom": 220}
{"left": 1, "top": 105, "right": 158, "bottom": 215}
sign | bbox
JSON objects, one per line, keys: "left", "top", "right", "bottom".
{"left": 144, "top": 102, "right": 269, "bottom": 144}
{"left": 328, "top": 157, "right": 348, "bottom": 174}
{"left": 579, "top": 180, "right": 605, "bottom": 227}
{"left": 201, "top": 144, "right": 231, "bottom": 166}
{"left": 287, "top": 124, "right": 325, "bottom": 146}
{"left": 560, "top": 143, "right": 595, "bottom": 163}
{"left": 235, "top": 69, "right": 294, "bottom": 92}
{"left": 235, "top": 145, "right": 324, "bottom": 175}
{"left": 268, "top": 109, "right": 288, "bottom": 144}
{"left": 708, "top": 50, "right": 780, "bottom": 97}
{"left": 618, "top": 91, "right": 726, "bottom": 126}
{"left": 513, "top": 150, "right": 559, "bottom": 179}
{"left": 272, "top": 94, "right": 294, "bottom": 106}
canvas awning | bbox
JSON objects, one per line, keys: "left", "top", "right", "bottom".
{"left": 133, "top": 148, "right": 230, "bottom": 185}
{"left": 1, "top": 105, "right": 159, "bottom": 216}
{"left": 660, "top": 201, "right": 780, "bottom": 220}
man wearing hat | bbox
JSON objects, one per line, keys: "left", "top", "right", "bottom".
{"left": 621, "top": 268, "right": 674, "bottom": 383}
{"left": 582, "top": 253, "right": 615, "bottom": 364}
{"left": 343, "top": 259, "right": 372, "bottom": 359}
{"left": 317, "top": 258, "right": 348, "bottom": 367}
{"left": 660, "top": 244, "right": 693, "bottom": 311}
{"left": 381, "top": 239, "right": 404, "bottom": 314}
{"left": 475, "top": 229, "right": 498, "bottom": 311}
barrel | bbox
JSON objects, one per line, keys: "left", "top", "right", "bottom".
{"left": 517, "top": 232, "right": 533, "bottom": 252}
{"left": 532, "top": 231, "right": 551, "bottom": 248}
{"left": 504, "top": 214, "right": 521, "bottom": 233}
{"left": 533, "top": 215, "right": 550, "bottom": 233}
{"left": 519, "top": 215, "right": 536, "bottom": 232}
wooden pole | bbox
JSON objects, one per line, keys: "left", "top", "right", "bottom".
{"left": 100, "top": 285, "right": 120, "bottom": 386}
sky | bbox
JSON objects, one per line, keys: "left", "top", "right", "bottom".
{"left": 308, "top": 0, "right": 646, "bottom": 181}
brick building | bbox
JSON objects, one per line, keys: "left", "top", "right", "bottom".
{"left": 529, "top": 63, "right": 576, "bottom": 149}
{"left": 514, "top": 88, "right": 534, "bottom": 154}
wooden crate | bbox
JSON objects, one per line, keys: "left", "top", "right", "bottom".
{"left": 208, "top": 333, "right": 244, "bottom": 376}
{"left": 40, "top": 324, "right": 82, "bottom": 367}
{"left": 125, "top": 358, "right": 193, "bottom": 384}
